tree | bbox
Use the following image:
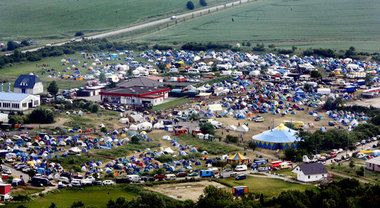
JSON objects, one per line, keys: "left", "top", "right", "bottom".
{"left": 226, "top": 134, "right": 238, "bottom": 143}
{"left": 187, "top": 1, "right": 195, "bottom": 10}
{"left": 47, "top": 81, "right": 59, "bottom": 98}
{"left": 249, "top": 141, "right": 257, "bottom": 152}
{"left": 99, "top": 72, "right": 106, "bottom": 83}
{"left": 49, "top": 202, "right": 57, "bottom": 208}
{"left": 71, "top": 201, "right": 85, "bottom": 208}
{"left": 200, "top": 122, "right": 215, "bottom": 135}
{"left": 21, "top": 40, "right": 30, "bottom": 46}
{"left": 7, "top": 41, "right": 18, "bottom": 51}
{"left": 349, "top": 160, "right": 355, "bottom": 168}
{"left": 75, "top": 32, "right": 84, "bottom": 37}
{"left": 356, "top": 166, "right": 364, "bottom": 176}
{"left": 90, "top": 104, "right": 99, "bottom": 113}
{"left": 365, "top": 73, "right": 373, "bottom": 86}
{"left": 28, "top": 108, "right": 54, "bottom": 124}
{"left": 200, "top": 0, "right": 207, "bottom": 6}
{"left": 127, "top": 191, "right": 166, "bottom": 208}
{"left": 303, "top": 83, "right": 312, "bottom": 93}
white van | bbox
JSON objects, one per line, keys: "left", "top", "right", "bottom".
{"left": 166, "top": 174, "right": 176, "bottom": 180}
{"left": 235, "top": 165, "right": 247, "bottom": 172}
{"left": 188, "top": 69, "right": 200, "bottom": 74}
{"left": 127, "top": 175, "right": 140, "bottom": 183}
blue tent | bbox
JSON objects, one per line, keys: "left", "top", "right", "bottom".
{"left": 252, "top": 124, "right": 300, "bottom": 149}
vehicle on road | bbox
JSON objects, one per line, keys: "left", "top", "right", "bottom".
{"left": 235, "top": 174, "right": 246, "bottom": 180}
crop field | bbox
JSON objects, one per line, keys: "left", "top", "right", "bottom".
{"left": 6, "top": 186, "right": 137, "bottom": 208}
{"left": 218, "top": 176, "right": 314, "bottom": 197}
{"left": 0, "top": 0, "right": 231, "bottom": 44}
{"left": 142, "top": 0, "right": 380, "bottom": 52}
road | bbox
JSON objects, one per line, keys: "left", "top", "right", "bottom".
{"left": 328, "top": 171, "right": 370, "bottom": 184}
{"left": 325, "top": 140, "right": 378, "bottom": 165}
{"left": 22, "top": 0, "right": 251, "bottom": 53}
{"left": 3, "top": 163, "right": 30, "bottom": 182}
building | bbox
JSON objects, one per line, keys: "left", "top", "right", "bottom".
{"left": 366, "top": 157, "right": 380, "bottom": 172}
{"left": 292, "top": 163, "right": 328, "bottom": 182}
{"left": 100, "top": 77, "right": 170, "bottom": 106}
{"left": 13, "top": 75, "right": 43, "bottom": 94}
{"left": 0, "top": 92, "right": 40, "bottom": 111}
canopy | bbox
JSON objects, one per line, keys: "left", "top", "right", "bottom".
{"left": 251, "top": 124, "right": 299, "bottom": 149}
{"left": 227, "top": 152, "right": 249, "bottom": 164}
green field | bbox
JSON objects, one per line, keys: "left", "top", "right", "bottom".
{"left": 6, "top": 186, "right": 137, "bottom": 208}
{"left": 142, "top": 0, "right": 380, "bottom": 52}
{"left": 152, "top": 98, "right": 190, "bottom": 112}
{"left": 0, "top": 0, "right": 231, "bottom": 44}
{"left": 218, "top": 176, "right": 314, "bottom": 197}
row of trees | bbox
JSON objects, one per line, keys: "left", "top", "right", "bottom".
{"left": 186, "top": 0, "right": 207, "bottom": 10}
{"left": 9, "top": 108, "right": 55, "bottom": 125}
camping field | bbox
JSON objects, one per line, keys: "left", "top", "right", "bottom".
{"left": 142, "top": 0, "right": 380, "bottom": 52}
{"left": 6, "top": 186, "right": 137, "bottom": 208}
{"left": 218, "top": 176, "right": 314, "bottom": 197}
{"left": 0, "top": 0, "right": 232, "bottom": 44}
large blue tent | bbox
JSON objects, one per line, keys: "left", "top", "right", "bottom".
{"left": 251, "top": 124, "right": 300, "bottom": 149}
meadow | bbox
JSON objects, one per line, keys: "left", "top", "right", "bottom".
{"left": 6, "top": 186, "right": 137, "bottom": 208}
{"left": 0, "top": 0, "right": 231, "bottom": 44}
{"left": 142, "top": 0, "right": 380, "bottom": 52}
{"left": 218, "top": 176, "right": 314, "bottom": 197}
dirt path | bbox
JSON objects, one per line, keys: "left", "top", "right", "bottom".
{"left": 29, "top": 117, "right": 70, "bottom": 128}
{"left": 329, "top": 171, "right": 370, "bottom": 184}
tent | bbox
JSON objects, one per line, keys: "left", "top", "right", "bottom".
{"left": 252, "top": 124, "right": 299, "bottom": 149}
{"left": 227, "top": 152, "right": 249, "bottom": 164}
{"left": 236, "top": 125, "right": 249, "bottom": 132}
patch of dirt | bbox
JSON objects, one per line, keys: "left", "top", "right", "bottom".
{"left": 146, "top": 181, "right": 225, "bottom": 201}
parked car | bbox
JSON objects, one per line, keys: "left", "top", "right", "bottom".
{"left": 189, "top": 172, "right": 199, "bottom": 177}
{"left": 154, "top": 174, "right": 166, "bottom": 180}
{"left": 58, "top": 177, "right": 70, "bottom": 184}
{"left": 235, "top": 174, "right": 246, "bottom": 180}
{"left": 140, "top": 177, "right": 155, "bottom": 182}
{"left": 176, "top": 172, "right": 188, "bottom": 177}
{"left": 103, "top": 180, "right": 115, "bottom": 185}
{"left": 235, "top": 165, "right": 248, "bottom": 172}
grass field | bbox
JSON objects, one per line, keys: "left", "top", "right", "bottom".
{"left": 177, "top": 134, "right": 239, "bottom": 155}
{"left": 0, "top": 0, "right": 231, "bottom": 44}
{"left": 327, "top": 159, "right": 380, "bottom": 183}
{"left": 142, "top": 0, "right": 380, "bottom": 52}
{"left": 152, "top": 98, "right": 190, "bottom": 112}
{"left": 5, "top": 186, "right": 137, "bottom": 208}
{"left": 218, "top": 175, "right": 314, "bottom": 197}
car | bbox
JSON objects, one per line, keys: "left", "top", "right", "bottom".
{"left": 58, "top": 182, "right": 67, "bottom": 189}
{"left": 71, "top": 179, "right": 81, "bottom": 187}
{"left": 103, "top": 180, "right": 115, "bottom": 185}
{"left": 235, "top": 165, "right": 248, "bottom": 172}
{"left": 189, "top": 172, "right": 199, "bottom": 177}
{"left": 140, "top": 177, "right": 155, "bottom": 182}
{"left": 330, "top": 152, "right": 337, "bottom": 158}
{"left": 94, "top": 180, "right": 103, "bottom": 186}
{"left": 176, "top": 172, "right": 188, "bottom": 177}
{"left": 235, "top": 174, "right": 246, "bottom": 180}
{"left": 2, "top": 169, "right": 11, "bottom": 175}
{"left": 154, "top": 174, "right": 166, "bottom": 180}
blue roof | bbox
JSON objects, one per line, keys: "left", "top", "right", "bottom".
{"left": 252, "top": 124, "right": 299, "bottom": 143}
{"left": 14, "top": 75, "right": 41, "bottom": 89}
{"left": 0, "top": 92, "right": 31, "bottom": 102}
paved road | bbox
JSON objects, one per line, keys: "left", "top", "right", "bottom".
{"left": 3, "top": 164, "right": 30, "bottom": 182}
{"left": 325, "top": 140, "right": 378, "bottom": 165}
{"left": 22, "top": 0, "right": 251, "bottom": 53}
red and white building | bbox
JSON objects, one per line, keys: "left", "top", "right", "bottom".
{"left": 100, "top": 77, "right": 170, "bottom": 106}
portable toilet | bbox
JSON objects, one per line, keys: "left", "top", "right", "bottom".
{"left": 232, "top": 186, "right": 248, "bottom": 196}
{"left": 0, "top": 184, "right": 11, "bottom": 201}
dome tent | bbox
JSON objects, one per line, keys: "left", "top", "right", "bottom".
{"left": 252, "top": 124, "right": 299, "bottom": 149}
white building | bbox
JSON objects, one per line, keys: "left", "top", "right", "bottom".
{"left": 0, "top": 92, "right": 40, "bottom": 111}
{"left": 292, "top": 163, "right": 328, "bottom": 182}
{"left": 13, "top": 75, "right": 43, "bottom": 94}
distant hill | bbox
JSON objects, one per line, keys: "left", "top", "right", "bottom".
{"left": 142, "top": 0, "right": 380, "bottom": 52}
{"left": 0, "top": 0, "right": 230, "bottom": 44}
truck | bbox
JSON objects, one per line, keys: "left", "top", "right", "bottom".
{"left": 165, "top": 174, "right": 176, "bottom": 180}
{"left": 200, "top": 170, "right": 215, "bottom": 178}
{"left": 127, "top": 175, "right": 140, "bottom": 183}
{"left": 31, "top": 177, "right": 52, "bottom": 187}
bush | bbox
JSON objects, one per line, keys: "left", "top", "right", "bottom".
{"left": 200, "top": 0, "right": 207, "bottom": 6}
{"left": 226, "top": 135, "right": 239, "bottom": 143}
{"left": 71, "top": 201, "right": 85, "bottom": 208}
{"left": 13, "top": 194, "right": 31, "bottom": 202}
{"left": 75, "top": 32, "right": 84, "bottom": 37}
{"left": 200, "top": 122, "right": 215, "bottom": 135}
{"left": 28, "top": 108, "right": 54, "bottom": 124}
{"left": 131, "top": 135, "right": 140, "bottom": 144}
{"left": 356, "top": 167, "right": 364, "bottom": 176}
{"left": 186, "top": 1, "right": 195, "bottom": 10}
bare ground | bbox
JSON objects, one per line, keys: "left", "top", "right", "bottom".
{"left": 146, "top": 181, "right": 225, "bottom": 201}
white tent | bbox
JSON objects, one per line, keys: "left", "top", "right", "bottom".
{"left": 129, "top": 125, "right": 138, "bottom": 131}
{"left": 137, "top": 122, "right": 152, "bottom": 131}
{"left": 226, "top": 125, "right": 237, "bottom": 131}
{"left": 119, "top": 118, "right": 129, "bottom": 124}
{"left": 164, "top": 147, "right": 174, "bottom": 154}
{"left": 236, "top": 125, "right": 249, "bottom": 132}
{"left": 208, "top": 104, "right": 223, "bottom": 112}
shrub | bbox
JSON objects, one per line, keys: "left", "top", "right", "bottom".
{"left": 28, "top": 108, "right": 54, "bottom": 124}
{"left": 131, "top": 135, "right": 140, "bottom": 144}
{"left": 186, "top": 1, "right": 195, "bottom": 10}
{"left": 226, "top": 135, "right": 239, "bottom": 143}
{"left": 200, "top": 122, "right": 215, "bottom": 135}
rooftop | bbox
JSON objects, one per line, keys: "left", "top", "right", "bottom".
{"left": 102, "top": 86, "right": 169, "bottom": 96}
{"left": 366, "top": 156, "right": 380, "bottom": 165}
{"left": 297, "top": 163, "right": 328, "bottom": 175}
{"left": 0, "top": 92, "right": 32, "bottom": 102}
{"left": 14, "top": 74, "right": 42, "bottom": 89}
